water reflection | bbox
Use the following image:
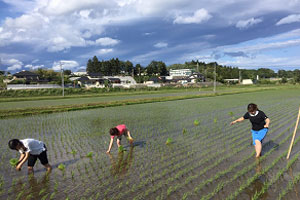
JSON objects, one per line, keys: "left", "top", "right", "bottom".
{"left": 108, "top": 146, "right": 134, "bottom": 177}
{"left": 288, "top": 167, "right": 300, "bottom": 199}
{"left": 244, "top": 158, "right": 268, "bottom": 200}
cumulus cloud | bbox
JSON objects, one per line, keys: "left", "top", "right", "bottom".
{"left": 95, "top": 37, "right": 120, "bottom": 46}
{"left": 7, "top": 64, "right": 22, "bottom": 71}
{"left": 173, "top": 9, "right": 212, "bottom": 24}
{"left": 24, "top": 64, "right": 45, "bottom": 70}
{"left": 236, "top": 18, "right": 262, "bottom": 29}
{"left": 96, "top": 48, "right": 113, "bottom": 54}
{"left": 52, "top": 60, "right": 79, "bottom": 71}
{"left": 276, "top": 14, "right": 300, "bottom": 25}
{"left": 154, "top": 42, "right": 168, "bottom": 48}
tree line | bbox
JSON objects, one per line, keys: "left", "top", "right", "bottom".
{"left": 86, "top": 56, "right": 168, "bottom": 76}
{"left": 168, "top": 60, "right": 300, "bottom": 83}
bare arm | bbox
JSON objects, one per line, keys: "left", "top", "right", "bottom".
{"left": 127, "top": 130, "right": 133, "bottom": 139}
{"left": 264, "top": 118, "right": 270, "bottom": 128}
{"left": 16, "top": 152, "right": 29, "bottom": 171}
{"left": 17, "top": 153, "right": 25, "bottom": 165}
{"left": 106, "top": 138, "right": 114, "bottom": 153}
{"left": 230, "top": 117, "right": 245, "bottom": 125}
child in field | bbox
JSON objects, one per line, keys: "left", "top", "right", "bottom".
{"left": 230, "top": 103, "right": 270, "bottom": 158}
{"left": 8, "top": 138, "right": 52, "bottom": 173}
{"left": 106, "top": 124, "right": 134, "bottom": 153}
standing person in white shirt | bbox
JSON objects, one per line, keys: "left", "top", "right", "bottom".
{"left": 8, "top": 138, "right": 52, "bottom": 174}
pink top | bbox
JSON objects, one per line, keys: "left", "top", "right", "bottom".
{"left": 111, "top": 124, "right": 127, "bottom": 139}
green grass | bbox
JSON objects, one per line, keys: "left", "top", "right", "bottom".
{"left": 1, "top": 85, "right": 297, "bottom": 118}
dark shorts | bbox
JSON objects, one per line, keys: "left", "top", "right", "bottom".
{"left": 28, "top": 147, "right": 49, "bottom": 167}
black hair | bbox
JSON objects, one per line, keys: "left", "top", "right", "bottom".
{"left": 8, "top": 139, "right": 21, "bottom": 150}
{"left": 247, "top": 103, "right": 258, "bottom": 112}
{"left": 109, "top": 127, "right": 119, "bottom": 136}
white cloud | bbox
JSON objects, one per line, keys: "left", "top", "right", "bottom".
{"left": 52, "top": 60, "right": 79, "bottom": 71}
{"left": 7, "top": 64, "right": 22, "bottom": 71}
{"left": 236, "top": 18, "right": 262, "bottom": 29}
{"left": 24, "top": 64, "right": 45, "bottom": 70}
{"left": 95, "top": 37, "right": 120, "bottom": 46}
{"left": 40, "top": 0, "right": 114, "bottom": 16}
{"left": 276, "top": 14, "right": 300, "bottom": 25}
{"left": 1, "top": 58, "right": 23, "bottom": 66}
{"left": 96, "top": 48, "right": 113, "bottom": 54}
{"left": 154, "top": 42, "right": 168, "bottom": 48}
{"left": 173, "top": 9, "right": 212, "bottom": 24}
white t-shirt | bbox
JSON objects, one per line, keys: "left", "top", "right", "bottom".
{"left": 19, "top": 139, "right": 46, "bottom": 155}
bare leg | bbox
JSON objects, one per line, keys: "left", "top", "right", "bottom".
{"left": 255, "top": 140, "right": 262, "bottom": 158}
{"left": 44, "top": 164, "right": 52, "bottom": 173}
{"left": 28, "top": 166, "right": 34, "bottom": 174}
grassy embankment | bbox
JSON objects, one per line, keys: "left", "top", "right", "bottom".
{"left": 1, "top": 85, "right": 299, "bottom": 118}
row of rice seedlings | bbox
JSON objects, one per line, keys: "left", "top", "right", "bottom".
{"left": 227, "top": 135, "right": 300, "bottom": 200}
{"left": 133, "top": 135, "right": 255, "bottom": 200}
{"left": 251, "top": 152, "right": 300, "bottom": 200}
{"left": 225, "top": 132, "right": 300, "bottom": 200}
{"left": 162, "top": 108, "right": 296, "bottom": 198}
{"left": 111, "top": 105, "right": 294, "bottom": 199}
{"left": 278, "top": 171, "right": 300, "bottom": 199}
{"left": 114, "top": 121, "right": 251, "bottom": 199}
{"left": 193, "top": 123, "right": 296, "bottom": 200}
{"left": 135, "top": 110, "right": 260, "bottom": 180}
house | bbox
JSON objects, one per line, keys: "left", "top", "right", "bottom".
{"left": 188, "top": 72, "right": 205, "bottom": 83}
{"left": 13, "top": 70, "right": 39, "bottom": 81}
{"left": 169, "top": 69, "right": 192, "bottom": 77}
{"left": 107, "top": 77, "right": 121, "bottom": 84}
{"left": 72, "top": 69, "right": 87, "bottom": 76}
{"left": 78, "top": 76, "right": 106, "bottom": 88}
{"left": 88, "top": 72, "right": 102, "bottom": 78}
{"left": 242, "top": 79, "right": 253, "bottom": 85}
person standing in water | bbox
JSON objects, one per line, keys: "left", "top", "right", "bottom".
{"left": 106, "top": 124, "right": 134, "bottom": 153}
{"left": 230, "top": 103, "right": 270, "bottom": 157}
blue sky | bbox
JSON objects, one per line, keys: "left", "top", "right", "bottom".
{"left": 0, "top": 0, "right": 300, "bottom": 73}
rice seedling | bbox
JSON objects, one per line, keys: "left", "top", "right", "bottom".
{"left": 58, "top": 163, "right": 65, "bottom": 171}
{"left": 194, "top": 120, "right": 200, "bottom": 126}
{"left": 165, "top": 138, "right": 173, "bottom": 145}
{"left": 118, "top": 145, "right": 124, "bottom": 152}
{"left": 9, "top": 158, "right": 18, "bottom": 167}
{"left": 86, "top": 152, "right": 93, "bottom": 158}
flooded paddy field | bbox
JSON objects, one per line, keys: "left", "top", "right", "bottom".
{"left": 1, "top": 88, "right": 300, "bottom": 200}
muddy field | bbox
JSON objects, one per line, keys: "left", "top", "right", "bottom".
{"left": 1, "top": 88, "right": 300, "bottom": 200}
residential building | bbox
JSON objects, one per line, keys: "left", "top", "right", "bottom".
{"left": 169, "top": 69, "right": 192, "bottom": 77}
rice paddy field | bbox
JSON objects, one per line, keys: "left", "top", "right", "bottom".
{"left": 1, "top": 87, "right": 300, "bottom": 200}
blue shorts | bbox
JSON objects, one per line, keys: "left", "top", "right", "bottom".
{"left": 251, "top": 128, "right": 268, "bottom": 145}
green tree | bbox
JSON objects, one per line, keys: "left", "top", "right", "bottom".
{"left": 124, "top": 60, "right": 133, "bottom": 75}
{"left": 293, "top": 69, "right": 300, "bottom": 83}
{"left": 64, "top": 70, "right": 72, "bottom": 76}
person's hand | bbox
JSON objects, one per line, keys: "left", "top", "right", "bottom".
{"left": 106, "top": 150, "right": 110, "bottom": 154}
{"left": 16, "top": 165, "right": 21, "bottom": 171}
{"left": 264, "top": 125, "right": 269, "bottom": 128}
{"left": 128, "top": 137, "right": 134, "bottom": 144}
{"left": 230, "top": 121, "right": 236, "bottom": 125}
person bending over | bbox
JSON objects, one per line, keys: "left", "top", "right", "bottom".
{"left": 106, "top": 124, "right": 134, "bottom": 153}
{"left": 8, "top": 138, "right": 52, "bottom": 174}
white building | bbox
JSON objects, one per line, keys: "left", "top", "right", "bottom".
{"left": 242, "top": 79, "right": 253, "bottom": 85}
{"left": 72, "top": 69, "right": 87, "bottom": 76}
{"left": 169, "top": 69, "right": 192, "bottom": 77}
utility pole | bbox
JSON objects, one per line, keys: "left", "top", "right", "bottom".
{"left": 197, "top": 60, "right": 199, "bottom": 73}
{"left": 239, "top": 70, "right": 242, "bottom": 84}
{"left": 213, "top": 62, "right": 216, "bottom": 93}
{"left": 60, "top": 62, "right": 64, "bottom": 97}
